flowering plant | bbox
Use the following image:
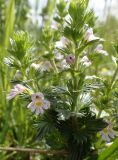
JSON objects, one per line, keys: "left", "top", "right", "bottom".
{"left": 4, "top": 0, "right": 118, "bottom": 159}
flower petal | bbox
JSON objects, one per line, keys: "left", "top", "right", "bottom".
{"left": 109, "top": 129, "right": 116, "bottom": 139}
{"left": 102, "top": 133, "right": 110, "bottom": 142}
{"left": 15, "top": 84, "right": 26, "bottom": 92}
{"left": 42, "top": 100, "right": 50, "bottom": 109}
{"left": 31, "top": 92, "right": 44, "bottom": 102}
{"left": 7, "top": 89, "right": 18, "bottom": 100}
{"left": 27, "top": 102, "right": 35, "bottom": 112}
{"left": 35, "top": 108, "right": 44, "bottom": 115}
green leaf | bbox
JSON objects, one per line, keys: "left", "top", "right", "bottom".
{"left": 98, "top": 138, "right": 118, "bottom": 160}
{"left": 4, "top": 0, "right": 15, "bottom": 51}
{"left": 57, "top": 108, "right": 107, "bottom": 144}
{"left": 4, "top": 56, "right": 21, "bottom": 69}
{"left": 35, "top": 110, "right": 59, "bottom": 140}
{"left": 113, "top": 43, "right": 118, "bottom": 54}
{"left": 56, "top": 0, "right": 67, "bottom": 17}
{"left": 64, "top": 26, "right": 83, "bottom": 42}
{"left": 57, "top": 109, "right": 84, "bottom": 120}
{"left": 68, "top": 0, "right": 88, "bottom": 24}
{"left": 77, "top": 39, "right": 100, "bottom": 55}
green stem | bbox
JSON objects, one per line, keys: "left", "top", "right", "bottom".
{"left": 51, "top": 59, "right": 58, "bottom": 73}
{"left": 71, "top": 94, "right": 78, "bottom": 111}
{"left": 70, "top": 69, "right": 78, "bottom": 111}
{"left": 74, "top": 54, "right": 79, "bottom": 70}
{"left": 110, "top": 65, "right": 118, "bottom": 89}
{"left": 70, "top": 42, "right": 79, "bottom": 111}
{"left": 74, "top": 42, "right": 79, "bottom": 70}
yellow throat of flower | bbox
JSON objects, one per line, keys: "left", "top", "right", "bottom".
{"left": 103, "top": 127, "right": 109, "bottom": 134}
{"left": 35, "top": 101, "right": 43, "bottom": 107}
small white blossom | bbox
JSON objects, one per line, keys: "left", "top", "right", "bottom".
{"left": 40, "top": 61, "right": 52, "bottom": 72}
{"left": 51, "top": 20, "right": 59, "bottom": 30}
{"left": 100, "top": 122, "right": 116, "bottom": 142}
{"left": 54, "top": 51, "right": 64, "bottom": 60}
{"left": 95, "top": 44, "right": 108, "bottom": 56}
{"left": 80, "top": 56, "right": 91, "bottom": 67}
{"left": 30, "top": 63, "right": 40, "bottom": 70}
{"left": 55, "top": 37, "right": 70, "bottom": 48}
{"left": 55, "top": 41, "right": 64, "bottom": 48}
{"left": 7, "top": 84, "right": 27, "bottom": 100}
{"left": 27, "top": 93, "right": 50, "bottom": 115}
{"left": 60, "top": 59, "right": 70, "bottom": 70}
{"left": 85, "top": 28, "right": 99, "bottom": 42}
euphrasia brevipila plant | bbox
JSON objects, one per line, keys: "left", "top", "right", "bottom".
{"left": 5, "top": 0, "right": 117, "bottom": 159}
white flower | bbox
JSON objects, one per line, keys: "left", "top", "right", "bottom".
{"left": 55, "top": 37, "right": 70, "bottom": 48}
{"left": 55, "top": 41, "right": 64, "bottom": 48}
{"left": 27, "top": 93, "right": 50, "bottom": 115}
{"left": 31, "top": 62, "right": 52, "bottom": 72}
{"left": 80, "top": 56, "right": 91, "bottom": 67}
{"left": 7, "top": 84, "right": 27, "bottom": 100}
{"left": 51, "top": 20, "right": 59, "bottom": 30}
{"left": 54, "top": 51, "right": 64, "bottom": 60}
{"left": 60, "top": 59, "right": 70, "bottom": 70}
{"left": 85, "top": 28, "right": 99, "bottom": 42}
{"left": 40, "top": 61, "right": 52, "bottom": 72}
{"left": 30, "top": 63, "right": 40, "bottom": 70}
{"left": 100, "top": 122, "right": 116, "bottom": 142}
{"left": 95, "top": 44, "right": 108, "bottom": 56}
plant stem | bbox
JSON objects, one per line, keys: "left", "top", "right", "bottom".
{"left": 51, "top": 59, "right": 58, "bottom": 73}
{"left": 70, "top": 42, "right": 80, "bottom": 111}
{"left": 110, "top": 65, "right": 118, "bottom": 89}
{"left": 0, "top": 147, "right": 68, "bottom": 155}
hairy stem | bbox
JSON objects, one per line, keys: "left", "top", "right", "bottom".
{"left": 110, "top": 65, "right": 118, "bottom": 89}
{"left": 0, "top": 147, "right": 68, "bottom": 155}
{"left": 51, "top": 59, "right": 58, "bottom": 73}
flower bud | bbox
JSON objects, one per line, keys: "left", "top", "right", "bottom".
{"left": 66, "top": 54, "right": 75, "bottom": 64}
{"left": 95, "top": 44, "right": 108, "bottom": 56}
{"left": 14, "top": 70, "right": 22, "bottom": 80}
